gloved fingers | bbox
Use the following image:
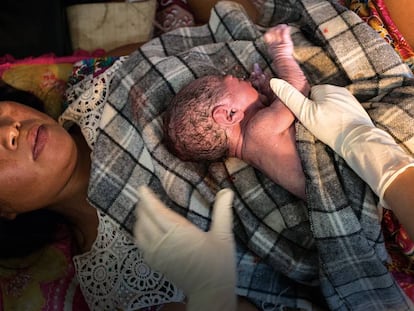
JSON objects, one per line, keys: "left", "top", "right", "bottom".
{"left": 134, "top": 193, "right": 165, "bottom": 250}
{"left": 134, "top": 189, "right": 193, "bottom": 264}
{"left": 310, "top": 84, "right": 349, "bottom": 100}
{"left": 270, "top": 78, "right": 309, "bottom": 118}
{"left": 137, "top": 186, "right": 194, "bottom": 232}
{"left": 310, "top": 84, "right": 371, "bottom": 117}
{"left": 134, "top": 216, "right": 153, "bottom": 251}
{"left": 210, "top": 188, "right": 234, "bottom": 238}
{"left": 311, "top": 84, "right": 355, "bottom": 101}
{"left": 311, "top": 85, "right": 374, "bottom": 125}
{"left": 138, "top": 223, "right": 186, "bottom": 273}
{"left": 135, "top": 186, "right": 172, "bottom": 232}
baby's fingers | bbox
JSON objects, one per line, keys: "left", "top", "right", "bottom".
{"left": 253, "top": 63, "right": 262, "bottom": 75}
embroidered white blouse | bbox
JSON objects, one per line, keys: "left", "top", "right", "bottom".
{"left": 60, "top": 57, "right": 185, "bottom": 311}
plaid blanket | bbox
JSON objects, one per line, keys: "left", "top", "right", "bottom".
{"left": 88, "top": 0, "right": 414, "bottom": 310}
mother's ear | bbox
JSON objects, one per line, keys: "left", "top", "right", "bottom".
{"left": 0, "top": 199, "right": 17, "bottom": 220}
{"left": 212, "top": 105, "right": 244, "bottom": 126}
{"left": 0, "top": 211, "right": 17, "bottom": 220}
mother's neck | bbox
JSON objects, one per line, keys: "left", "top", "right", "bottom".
{"left": 49, "top": 127, "right": 98, "bottom": 253}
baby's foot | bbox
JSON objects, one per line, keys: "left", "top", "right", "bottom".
{"left": 264, "top": 24, "right": 294, "bottom": 58}
{"left": 265, "top": 25, "right": 310, "bottom": 96}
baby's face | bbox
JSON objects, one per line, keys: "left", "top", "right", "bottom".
{"left": 223, "top": 75, "right": 265, "bottom": 117}
{"left": 0, "top": 101, "right": 78, "bottom": 217}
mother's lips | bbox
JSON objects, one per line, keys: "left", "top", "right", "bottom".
{"left": 32, "top": 125, "right": 47, "bottom": 160}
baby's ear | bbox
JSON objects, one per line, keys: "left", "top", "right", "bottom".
{"left": 212, "top": 105, "right": 244, "bottom": 126}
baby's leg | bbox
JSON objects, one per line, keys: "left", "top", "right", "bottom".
{"left": 264, "top": 24, "right": 310, "bottom": 96}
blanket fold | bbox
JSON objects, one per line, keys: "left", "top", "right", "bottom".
{"left": 88, "top": 0, "right": 414, "bottom": 309}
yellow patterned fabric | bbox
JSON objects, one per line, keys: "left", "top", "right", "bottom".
{"left": 1, "top": 62, "right": 73, "bottom": 119}
{"left": 0, "top": 226, "right": 90, "bottom": 311}
{"left": 340, "top": 0, "right": 414, "bottom": 301}
{"left": 341, "top": 0, "right": 414, "bottom": 72}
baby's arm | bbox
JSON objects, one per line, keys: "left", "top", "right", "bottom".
{"left": 265, "top": 24, "right": 310, "bottom": 97}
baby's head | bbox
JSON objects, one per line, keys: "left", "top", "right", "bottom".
{"left": 163, "top": 75, "right": 230, "bottom": 162}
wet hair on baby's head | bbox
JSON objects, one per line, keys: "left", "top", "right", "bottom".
{"left": 163, "top": 75, "right": 229, "bottom": 162}
{"left": 0, "top": 79, "right": 45, "bottom": 112}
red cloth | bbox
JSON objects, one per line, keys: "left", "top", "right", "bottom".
{"left": 155, "top": 0, "right": 195, "bottom": 34}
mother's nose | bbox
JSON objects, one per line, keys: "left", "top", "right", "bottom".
{"left": 0, "top": 120, "right": 21, "bottom": 150}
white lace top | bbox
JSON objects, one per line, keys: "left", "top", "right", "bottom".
{"left": 59, "top": 57, "right": 128, "bottom": 148}
{"left": 61, "top": 57, "right": 185, "bottom": 310}
{"left": 73, "top": 212, "right": 185, "bottom": 311}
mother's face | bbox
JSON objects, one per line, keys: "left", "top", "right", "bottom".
{"left": 0, "top": 101, "right": 78, "bottom": 218}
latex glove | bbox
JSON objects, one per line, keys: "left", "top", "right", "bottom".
{"left": 270, "top": 78, "right": 414, "bottom": 208}
{"left": 134, "top": 186, "right": 236, "bottom": 311}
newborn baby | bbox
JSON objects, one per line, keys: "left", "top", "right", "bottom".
{"left": 164, "top": 24, "right": 309, "bottom": 200}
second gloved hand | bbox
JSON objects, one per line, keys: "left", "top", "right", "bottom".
{"left": 270, "top": 78, "right": 414, "bottom": 207}
{"left": 134, "top": 186, "right": 237, "bottom": 311}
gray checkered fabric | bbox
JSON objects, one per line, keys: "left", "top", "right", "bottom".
{"left": 88, "top": 0, "right": 414, "bottom": 310}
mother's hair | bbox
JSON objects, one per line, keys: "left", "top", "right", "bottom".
{"left": 0, "top": 79, "right": 45, "bottom": 112}
{"left": 0, "top": 80, "right": 70, "bottom": 260}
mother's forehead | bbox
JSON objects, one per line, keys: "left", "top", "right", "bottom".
{"left": 0, "top": 101, "right": 49, "bottom": 119}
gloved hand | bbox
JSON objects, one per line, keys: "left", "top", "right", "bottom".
{"left": 270, "top": 78, "right": 414, "bottom": 208}
{"left": 134, "top": 186, "right": 237, "bottom": 311}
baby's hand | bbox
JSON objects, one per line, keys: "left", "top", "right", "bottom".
{"left": 249, "top": 63, "right": 274, "bottom": 106}
{"left": 264, "top": 24, "right": 294, "bottom": 58}
{"left": 249, "top": 63, "right": 267, "bottom": 89}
